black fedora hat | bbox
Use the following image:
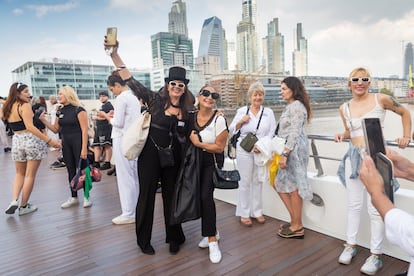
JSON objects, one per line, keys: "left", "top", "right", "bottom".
{"left": 164, "top": 66, "right": 189, "bottom": 85}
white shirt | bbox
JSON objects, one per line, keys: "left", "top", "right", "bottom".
{"left": 385, "top": 208, "right": 414, "bottom": 275}
{"left": 199, "top": 115, "right": 227, "bottom": 143}
{"left": 110, "top": 89, "right": 141, "bottom": 139}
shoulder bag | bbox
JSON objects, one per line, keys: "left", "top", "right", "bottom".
{"left": 239, "top": 107, "right": 264, "bottom": 152}
{"left": 212, "top": 154, "right": 240, "bottom": 189}
{"left": 122, "top": 110, "right": 151, "bottom": 160}
{"left": 228, "top": 106, "right": 250, "bottom": 158}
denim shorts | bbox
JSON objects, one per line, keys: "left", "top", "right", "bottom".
{"left": 12, "top": 132, "right": 48, "bottom": 162}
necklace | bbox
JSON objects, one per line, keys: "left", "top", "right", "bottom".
{"left": 170, "top": 101, "right": 181, "bottom": 108}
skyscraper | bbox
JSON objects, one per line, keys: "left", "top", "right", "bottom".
{"left": 196, "top": 16, "right": 224, "bottom": 75}
{"left": 403, "top": 42, "right": 413, "bottom": 80}
{"left": 151, "top": 32, "right": 193, "bottom": 69}
{"left": 242, "top": 0, "right": 257, "bottom": 26}
{"left": 168, "top": 0, "right": 188, "bottom": 37}
{"left": 264, "top": 18, "right": 285, "bottom": 74}
{"left": 292, "top": 23, "right": 308, "bottom": 76}
{"left": 237, "top": 0, "right": 258, "bottom": 72}
{"left": 151, "top": 0, "right": 193, "bottom": 69}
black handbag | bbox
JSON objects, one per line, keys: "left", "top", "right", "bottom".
{"left": 227, "top": 106, "right": 250, "bottom": 158}
{"left": 213, "top": 154, "right": 240, "bottom": 189}
{"left": 150, "top": 136, "right": 175, "bottom": 168}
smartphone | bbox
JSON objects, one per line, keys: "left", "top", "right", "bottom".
{"left": 106, "top": 27, "right": 117, "bottom": 46}
{"left": 362, "top": 118, "right": 386, "bottom": 160}
{"left": 375, "top": 152, "right": 394, "bottom": 203}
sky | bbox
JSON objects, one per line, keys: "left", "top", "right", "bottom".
{"left": 1, "top": 0, "right": 414, "bottom": 97}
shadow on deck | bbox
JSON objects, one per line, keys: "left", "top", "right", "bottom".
{"left": 0, "top": 151, "right": 409, "bottom": 275}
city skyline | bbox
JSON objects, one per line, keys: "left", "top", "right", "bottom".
{"left": 1, "top": 0, "right": 414, "bottom": 96}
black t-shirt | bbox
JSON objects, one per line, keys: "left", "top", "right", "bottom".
{"left": 57, "top": 104, "right": 85, "bottom": 136}
{"left": 96, "top": 101, "right": 113, "bottom": 128}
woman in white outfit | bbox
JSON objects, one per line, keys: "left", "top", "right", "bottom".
{"left": 229, "top": 81, "right": 276, "bottom": 226}
{"left": 334, "top": 67, "right": 411, "bottom": 275}
{"left": 99, "top": 73, "right": 141, "bottom": 225}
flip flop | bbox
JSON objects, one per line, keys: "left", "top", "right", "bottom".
{"left": 277, "top": 227, "right": 305, "bottom": 239}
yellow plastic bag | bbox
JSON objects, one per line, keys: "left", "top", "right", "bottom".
{"left": 268, "top": 153, "right": 280, "bottom": 188}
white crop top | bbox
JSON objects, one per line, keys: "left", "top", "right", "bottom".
{"left": 344, "top": 94, "right": 386, "bottom": 138}
{"left": 199, "top": 115, "right": 227, "bottom": 143}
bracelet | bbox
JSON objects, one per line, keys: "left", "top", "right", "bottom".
{"left": 281, "top": 151, "right": 289, "bottom": 157}
{"left": 116, "top": 65, "right": 126, "bottom": 71}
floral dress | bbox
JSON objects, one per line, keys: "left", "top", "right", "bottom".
{"left": 275, "top": 100, "right": 312, "bottom": 200}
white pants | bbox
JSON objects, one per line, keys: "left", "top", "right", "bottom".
{"left": 113, "top": 137, "right": 139, "bottom": 218}
{"left": 345, "top": 159, "right": 384, "bottom": 254}
{"left": 235, "top": 148, "right": 264, "bottom": 218}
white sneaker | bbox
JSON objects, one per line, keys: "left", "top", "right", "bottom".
{"left": 5, "top": 200, "right": 19, "bottom": 214}
{"left": 83, "top": 198, "right": 92, "bottom": 208}
{"left": 208, "top": 241, "right": 222, "bottom": 263}
{"left": 338, "top": 244, "right": 357, "bottom": 265}
{"left": 112, "top": 215, "right": 135, "bottom": 225}
{"left": 360, "top": 255, "right": 383, "bottom": 275}
{"left": 18, "top": 203, "right": 38, "bottom": 216}
{"left": 61, "top": 197, "right": 79, "bottom": 209}
{"left": 198, "top": 231, "right": 220, "bottom": 248}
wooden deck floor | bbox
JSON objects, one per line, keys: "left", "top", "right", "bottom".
{"left": 0, "top": 151, "right": 409, "bottom": 276}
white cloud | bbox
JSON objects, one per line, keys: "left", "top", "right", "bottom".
{"left": 108, "top": 0, "right": 165, "bottom": 13}
{"left": 26, "top": 1, "right": 80, "bottom": 18}
{"left": 309, "top": 9, "right": 414, "bottom": 77}
{"left": 12, "top": 8, "right": 23, "bottom": 15}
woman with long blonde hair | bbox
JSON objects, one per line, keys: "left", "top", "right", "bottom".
{"left": 41, "top": 86, "right": 90, "bottom": 209}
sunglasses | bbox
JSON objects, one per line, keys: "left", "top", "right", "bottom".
{"left": 169, "top": 81, "right": 186, "bottom": 89}
{"left": 200, "top": 90, "right": 220, "bottom": 100}
{"left": 350, "top": 77, "right": 370, "bottom": 83}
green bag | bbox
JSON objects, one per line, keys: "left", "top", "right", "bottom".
{"left": 239, "top": 132, "right": 258, "bottom": 152}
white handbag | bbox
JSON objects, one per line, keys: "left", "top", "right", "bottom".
{"left": 271, "top": 135, "right": 286, "bottom": 155}
{"left": 122, "top": 111, "right": 151, "bottom": 160}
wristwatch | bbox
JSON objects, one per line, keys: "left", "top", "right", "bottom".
{"left": 281, "top": 151, "right": 289, "bottom": 157}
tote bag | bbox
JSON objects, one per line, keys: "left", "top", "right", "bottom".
{"left": 122, "top": 111, "right": 151, "bottom": 160}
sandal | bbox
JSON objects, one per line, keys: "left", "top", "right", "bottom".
{"left": 277, "top": 227, "right": 304, "bottom": 239}
{"left": 279, "top": 222, "right": 291, "bottom": 230}
{"left": 240, "top": 217, "right": 253, "bottom": 227}
{"left": 255, "top": 216, "right": 266, "bottom": 224}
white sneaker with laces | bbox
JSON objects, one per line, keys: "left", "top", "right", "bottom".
{"left": 83, "top": 198, "right": 92, "bottom": 208}
{"left": 198, "top": 231, "right": 220, "bottom": 248}
{"left": 208, "top": 241, "right": 222, "bottom": 263}
{"left": 338, "top": 244, "right": 357, "bottom": 265}
{"left": 360, "top": 254, "right": 383, "bottom": 275}
{"left": 112, "top": 215, "right": 135, "bottom": 225}
{"left": 19, "top": 203, "right": 38, "bottom": 216}
{"left": 61, "top": 197, "right": 79, "bottom": 209}
{"left": 5, "top": 200, "right": 19, "bottom": 214}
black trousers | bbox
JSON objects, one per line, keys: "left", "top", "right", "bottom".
{"left": 199, "top": 151, "right": 217, "bottom": 237}
{"left": 136, "top": 138, "right": 185, "bottom": 249}
{"left": 62, "top": 132, "right": 83, "bottom": 197}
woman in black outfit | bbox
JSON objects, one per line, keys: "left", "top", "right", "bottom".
{"left": 105, "top": 39, "right": 195, "bottom": 255}
{"left": 40, "top": 86, "right": 90, "bottom": 208}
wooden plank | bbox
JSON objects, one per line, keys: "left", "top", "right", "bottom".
{"left": 0, "top": 152, "right": 409, "bottom": 275}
